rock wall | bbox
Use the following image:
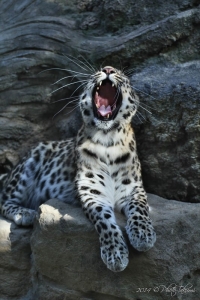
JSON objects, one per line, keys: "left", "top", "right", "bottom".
{"left": 0, "top": 194, "right": 200, "bottom": 300}
{"left": 132, "top": 62, "right": 200, "bottom": 202}
{"left": 0, "top": 0, "right": 199, "bottom": 201}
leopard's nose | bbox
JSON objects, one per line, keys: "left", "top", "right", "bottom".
{"left": 102, "top": 66, "right": 115, "bottom": 74}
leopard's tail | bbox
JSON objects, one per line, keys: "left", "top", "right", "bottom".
{"left": 0, "top": 173, "right": 9, "bottom": 208}
{"left": 0, "top": 173, "right": 9, "bottom": 189}
{"left": 0, "top": 157, "right": 14, "bottom": 191}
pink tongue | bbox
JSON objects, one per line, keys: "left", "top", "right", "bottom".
{"left": 98, "top": 105, "right": 112, "bottom": 116}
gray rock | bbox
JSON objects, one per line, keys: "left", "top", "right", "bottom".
{"left": 0, "top": 217, "right": 33, "bottom": 300}
{"left": 30, "top": 195, "right": 200, "bottom": 300}
{"left": 1, "top": 194, "right": 199, "bottom": 300}
{"left": 131, "top": 61, "right": 200, "bottom": 202}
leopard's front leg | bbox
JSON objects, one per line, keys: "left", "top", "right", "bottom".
{"left": 76, "top": 171, "right": 129, "bottom": 272}
{"left": 118, "top": 186, "right": 156, "bottom": 252}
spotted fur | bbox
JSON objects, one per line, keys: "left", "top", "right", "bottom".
{"left": 0, "top": 66, "right": 156, "bottom": 272}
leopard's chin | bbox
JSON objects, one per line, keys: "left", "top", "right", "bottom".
{"left": 92, "top": 78, "right": 122, "bottom": 122}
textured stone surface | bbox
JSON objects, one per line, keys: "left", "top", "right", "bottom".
{"left": 131, "top": 62, "right": 200, "bottom": 202}
{"left": 0, "top": 194, "right": 200, "bottom": 299}
{"left": 0, "top": 216, "right": 33, "bottom": 300}
{"left": 30, "top": 195, "right": 200, "bottom": 300}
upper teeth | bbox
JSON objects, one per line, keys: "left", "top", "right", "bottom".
{"left": 96, "top": 81, "right": 115, "bottom": 89}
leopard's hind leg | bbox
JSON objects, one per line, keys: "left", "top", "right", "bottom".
{"left": 1, "top": 157, "right": 40, "bottom": 226}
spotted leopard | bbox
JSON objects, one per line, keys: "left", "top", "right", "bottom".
{"left": 0, "top": 66, "right": 156, "bottom": 272}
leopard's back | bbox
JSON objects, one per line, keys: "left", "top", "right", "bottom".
{"left": 1, "top": 138, "right": 76, "bottom": 225}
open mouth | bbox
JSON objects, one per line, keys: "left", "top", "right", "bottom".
{"left": 92, "top": 78, "right": 122, "bottom": 121}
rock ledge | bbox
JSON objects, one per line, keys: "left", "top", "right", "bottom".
{"left": 0, "top": 194, "right": 200, "bottom": 300}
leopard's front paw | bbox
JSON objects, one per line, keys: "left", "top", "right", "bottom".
{"left": 100, "top": 235, "right": 129, "bottom": 272}
{"left": 126, "top": 220, "right": 156, "bottom": 252}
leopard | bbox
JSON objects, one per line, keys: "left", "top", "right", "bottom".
{"left": 0, "top": 66, "right": 156, "bottom": 272}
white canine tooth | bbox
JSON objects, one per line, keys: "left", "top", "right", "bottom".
{"left": 97, "top": 87, "right": 99, "bottom": 90}
{"left": 107, "top": 114, "right": 110, "bottom": 118}
{"left": 99, "top": 81, "right": 102, "bottom": 86}
{"left": 112, "top": 83, "right": 114, "bottom": 87}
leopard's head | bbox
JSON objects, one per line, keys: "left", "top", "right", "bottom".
{"left": 80, "top": 66, "right": 139, "bottom": 131}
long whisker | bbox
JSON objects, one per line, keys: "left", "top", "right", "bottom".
{"left": 61, "top": 98, "right": 79, "bottom": 107}
{"left": 134, "top": 97, "right": 156, "bottom": 113}
{"left": 70, "top": 81, "right": 88, "bottom": 97}
{"left": 53, "top": 102, "right": 80, "bottom": 119}
{"left": 124, "top": 68, "right": 138, "bottom": 76}
{"left": 64, "top": 54, "right": 91, "bottom": 72}
{"left": 136, "top": 115, "right": 143, "bottom": 123}
{"left": 79, "top": 55, "right": 96, "bottom": 72}
{"left": 131, "top": 86, "right": 156, "bottom": 100}
{"left": 135, "top": 101, "right": 152, "bottom": 115}
{"left": 135, "top": 112, "right": 145, "bottom": 123}
{"left": 52, "top": 75, "right": 77, "bottom": 86}
{"left": 136, "top": 100, "right": 156, "bottom": 111}
{"left": 53, "top": 103, "right": 69, "bottom": 119}
{"left": 38, "top": 68, "right": 89, "bottom": 76}
{"left": 136, "top": 110, "right": 147, "bottom": 121}
{"left": 52, "top": 96, "right": 79, "bottom": 104}
{"left": 99, "top": 59, "right": 107, "bottom": 70}
{"left": 134, "top": 96, "right": 154, "bottom": 117}
{"left": 51, "top": 74, "right": 88, "bottom": 86}
{"left": 64, "top": 104, "right": 81, "bottom": 116}
{"left": 122, "top": 65, "right": 130, "bottom": 73}
{"left": 83, "top": 57, "right": 97, "bottom": 73}
{"left": 50, "top": 80, "right": 88, "bottom": 94}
